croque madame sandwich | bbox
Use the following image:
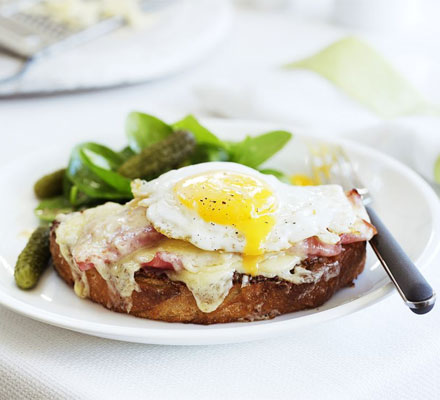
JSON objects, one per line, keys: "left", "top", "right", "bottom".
{"left": 50, "top": 162, "right": 377, "bottom": 324}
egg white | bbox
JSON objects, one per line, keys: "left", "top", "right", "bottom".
{"left": 132, "top": 162, "right": 364, "bottom": 253}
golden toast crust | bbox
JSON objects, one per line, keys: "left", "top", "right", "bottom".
{"left": 50, "top": 226, "right": 366, "bottom": 324}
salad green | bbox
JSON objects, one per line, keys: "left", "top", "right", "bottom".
{"left": 34, "top": 112, "right": 293, "bottom": 222}
{"left": 126, "top": 112, "right": 173, "bottom": 152}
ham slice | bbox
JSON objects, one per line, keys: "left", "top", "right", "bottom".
{"left": 340, "top": 220, "right": 377, "bottom": 244}
{"left": 111, "top": 225, "right": 164, "bottom": 257}
{"left": 346, "top": 189, "right": 363, "bottom": 207}
{"left": 76, "top": 225, "right": 164, "bottom": 271}
{"left": 141, "top": 252, "right": 184, "bottom": 272}
{"left": 139, "top": 232, "right": 364, "bottom": 272}
{"left": 77, "top": 261, "right": 95, "bottom": 271}
{"left": 75, "top": 190, "right": 376, "bottom": 271}
{"left": 303, "top": 237, "right": 342, "bottom": 257}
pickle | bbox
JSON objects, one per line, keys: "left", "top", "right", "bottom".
{"left": 118, "top": 130, "right": 196, "bottom": 180}
{"left": 34, "top": 169, "right": 66, "bottom": 199}
{"left": 14, "top": 226, "right": 51, "bottom": 289}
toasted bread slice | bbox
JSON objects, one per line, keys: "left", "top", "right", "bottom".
{"left": 50, "top": 226, "right": 366, "bottom": 324}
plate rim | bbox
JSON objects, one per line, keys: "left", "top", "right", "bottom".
{"left": 0, "top": 120, "right": 439, "bottom": 345}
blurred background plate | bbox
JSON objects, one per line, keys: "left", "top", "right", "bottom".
{"left": 0, "top": 0, "right": 232, "bottom": 97}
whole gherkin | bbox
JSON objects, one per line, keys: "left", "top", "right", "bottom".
{"left": 118, "top": 130, "right": 196, "bottom": 180}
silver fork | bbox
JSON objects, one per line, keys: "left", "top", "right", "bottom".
{"left": 310, "top": 144, "right": 436, "bottom": 314}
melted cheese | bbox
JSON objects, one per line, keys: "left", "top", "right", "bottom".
{"left": 169, "top": 266, "right": 235, "bottom": 313}
{"left": 55, "top": 202, "right": 152, "bottom": 311}
{"left": 117, "top": 238, "right": 305, "bottom": 312}
{"left": 56, "top": 201, "right": 311, "bottom": 313}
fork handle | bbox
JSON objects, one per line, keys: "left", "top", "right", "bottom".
{"left": 366, "top": 205, "right": 436, "bottom": 314}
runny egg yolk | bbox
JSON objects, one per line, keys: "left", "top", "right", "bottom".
{"left": 174, "top": 171, "right": 277, "bottom": 275}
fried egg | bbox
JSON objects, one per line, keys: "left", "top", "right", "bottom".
{"left": 132, "top": 162, "right": 366, "bottom": 274}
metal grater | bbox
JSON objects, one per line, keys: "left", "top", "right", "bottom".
{"left": 0, "top": 0, "right": 175, "bottom": 60}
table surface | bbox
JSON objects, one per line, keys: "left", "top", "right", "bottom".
{"left": 1, "top": 5, "right": 440, "bottom": 400}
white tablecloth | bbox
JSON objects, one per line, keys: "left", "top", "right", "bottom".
{"left": 1, "top": 6, "right": 439, "bottom": 400}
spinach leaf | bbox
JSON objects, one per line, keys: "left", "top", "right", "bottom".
{"left": 259, "top": 168, "right": 290, "bottom": 183}
{"left": 81, "top": 147, "right": 131, "bottom": 192}
{"left": 172, "top": 115, "right": 224, "bottom": 147}
{"left": 68, "top": 184, "right": 94, "bottom": 206}
{"left": 118, "top": 145, "right": 136, "bottom": 162}
{"left": 62, "top": 175, "right": 92, "bottom": 206}
{"left": 126, "top": 112, "right": 173, "bottom": 153}
{"left": 229, "top": 130, "right": 292, "bottom": 168}
{"left": 80, "top": 142, "right": 124, "bottom": 170}
{"left": 34, "top": 196, "right": 74, "bottom": 222}
{"left": 67, "top": 143, "right": 132, "bottom": 199}
{"left": 190, "top": 143, "right": 229, "bottom": 164}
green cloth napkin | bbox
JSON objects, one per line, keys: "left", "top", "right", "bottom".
{"left": 286, "top": 37, "right": 439, "bottom": 118}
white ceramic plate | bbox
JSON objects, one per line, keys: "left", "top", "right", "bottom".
{"left": 0, "top": 119, "right": 439, "bottom": 345}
